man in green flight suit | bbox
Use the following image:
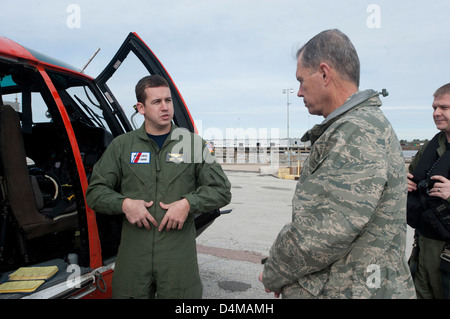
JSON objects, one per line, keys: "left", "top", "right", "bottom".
{"left": 86, "top": 75, "right": 231, "bottom": 299}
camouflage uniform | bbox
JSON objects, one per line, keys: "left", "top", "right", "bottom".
{"left": 262, "top": 90, "right": 416, "bottom": 298}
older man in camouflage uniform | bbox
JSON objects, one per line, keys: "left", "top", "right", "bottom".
{"left": 260, "top": 29, "right": 416, "bottom": 298}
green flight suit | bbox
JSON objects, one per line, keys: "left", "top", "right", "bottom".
{"left": 86, "top": 124, "right": 231, "bottom": 298}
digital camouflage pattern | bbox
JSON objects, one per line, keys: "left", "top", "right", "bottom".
{"left": 262, "top": 90, "right": 416, "bottom": 298}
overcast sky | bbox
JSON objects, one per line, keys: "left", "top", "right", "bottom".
{"left": 2, "top": 0, "right": 450, "bottom": 141}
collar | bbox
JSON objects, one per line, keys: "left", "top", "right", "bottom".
{"left": 137, "top": 122, "right": 178, "bottom": 141}
{"left": 437, "top": 131, "right": 448, "bottom": 157}
{"left": 137, "top": 122, "right": 181, "bottom": 152}
{"left": 301, "top": 89, "right": 380, "bottom": 144}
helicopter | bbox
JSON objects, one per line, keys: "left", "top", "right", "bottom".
{"left": 0, "top": 32, "right": 227, "bottom": 299}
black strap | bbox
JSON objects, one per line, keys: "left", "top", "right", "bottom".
{"left": 411, "top": 133, "right": 441, "bottom": 183}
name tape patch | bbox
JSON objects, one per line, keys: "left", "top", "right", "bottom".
{"left": 130, "top": 152, "right": 150, "bottom": 164}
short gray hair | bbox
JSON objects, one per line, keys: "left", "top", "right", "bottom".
{"left": 297, "top": 29, "right": 360, "bottom": 87}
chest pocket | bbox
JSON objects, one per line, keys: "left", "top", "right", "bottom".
{"left": 301, "top": 140, "right": 331, "bottom": 180}
{"left": 163, "top": 152, "right": 195, "bottom": 188}
{"left": 122, "top": 151, "right": 154, "bottom": 192}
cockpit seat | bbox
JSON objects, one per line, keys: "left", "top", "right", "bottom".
{"left": 0, "top": 105, "right": 78, "bottom": 240}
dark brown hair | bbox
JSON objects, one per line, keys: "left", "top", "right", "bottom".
{"left": 135, "top": 75, "right": 169, "bottom": 103}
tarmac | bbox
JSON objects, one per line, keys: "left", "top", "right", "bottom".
{"left": 196, "top": 164, "right": 415, "bottom": 299}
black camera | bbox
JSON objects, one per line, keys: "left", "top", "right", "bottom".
{"left": 417, "top": 178, "right": 435, "bottom": 194}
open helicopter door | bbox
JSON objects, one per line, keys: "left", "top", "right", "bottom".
{"left": 95, "top": 32, "right": 197, "bottom": 134}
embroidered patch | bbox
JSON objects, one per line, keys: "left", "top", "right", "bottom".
{"left": 130, "top": 152, "right": 150, "bottom": 164}
{"left": 166, "top": 153, "right": 185, "bottom": 163}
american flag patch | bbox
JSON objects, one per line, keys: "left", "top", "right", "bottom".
{"left": 130, "top": 152, "right": 150, "bottom": 164}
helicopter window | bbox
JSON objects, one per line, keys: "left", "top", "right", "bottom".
{"left": 46, "top": 71, "right": 113, "bottom": 134}
{"left": 2, "top": 91, "right": 50, "bottom": 123}
{"left": 99, "top": 53, "right": 149, "bottom": 129}
{"left": 65, "top": 85, "right": 110, "bottom": 131}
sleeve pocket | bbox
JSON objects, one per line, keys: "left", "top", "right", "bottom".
{"left": 297, "top": 268, "right": 330, "bottom": 297}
